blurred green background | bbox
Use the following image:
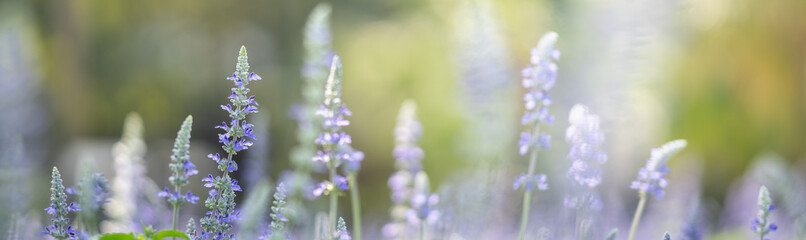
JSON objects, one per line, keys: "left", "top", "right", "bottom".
{"left": 2, "top": 0, "right": 806, "bottom": 236}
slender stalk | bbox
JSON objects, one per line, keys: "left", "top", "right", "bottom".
{"left": 517, "top": 147, "right": 540, "bottom": 240}
{"left": 329, "top": 166, "right": 338, "bottom": 239}
{"left": 420, "top": 221, "right": 425, "bottom": 240}
{"left": 627, "top": 192, "right": 647, "bottom": 240}
{"left": 172, "top": 185, "right": 180, "bottom": 230}
{"left": 171, "top": 185, "right": 180, "bottom": 240}
{"left": 348, "top": 173, "right": 362, "bottom": 240}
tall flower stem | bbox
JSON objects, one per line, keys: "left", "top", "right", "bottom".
{"left": 517, "top": 147, "right": 539, "bottom": 240}
{"left": 348, "top": 173, "right": 362, "bottom": 240}
{"left": 627, "top": 192, "right": 647, "bottom": 240}
{"left": 329, "top": 166, "right": 338, "bottom": 238}
{"left": 420, "top": 221, "right": 425, "bottom": 240}
{"left": 171, "top": 185, "right": 179, "bottom": 240}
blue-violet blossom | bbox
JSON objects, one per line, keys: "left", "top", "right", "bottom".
{"left": 42, "top": 167, "right": 80, "bottom": 240}
{"left": 752, "top": 186, "right": 777, "bottom": 239}
{"left": 200, "top": 46, "right": 261, "bottom": 240}
{"left": 629, "top": 139, "right": 687, "bottom": 199}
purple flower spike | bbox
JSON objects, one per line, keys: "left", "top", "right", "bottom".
{"left": 201, "top": 46, "right": 262, "bottom": 238}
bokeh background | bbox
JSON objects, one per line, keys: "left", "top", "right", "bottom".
{"left": 2, "top": 0, "right": 806, "bottom": 239}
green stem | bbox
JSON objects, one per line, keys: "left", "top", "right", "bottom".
{"left": 518, "top": 144, "right": 538, "bottom": 240}
{"left": 329, "top": 166, "right": 338, "bottom": 239}
{"left": 517, "top": 147, "right": 540, "bottom": 240}
{"left": 627, "top": 192, "right": 647, "bottom": 240}
{"left": 171, "top": 187, "right": 181, "bottom": 240}
{"left": 172, "top": 185, "right": 180, "bottom": 231}
{"left": 420, "top": 221, "right": 425, "bottom": 240}
{"left": 348, "top": 173, "right": 362, "bottom": 240}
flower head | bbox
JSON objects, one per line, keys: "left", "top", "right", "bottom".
{"left": 201, "top": 46, "right": 261, "bottom": 239}
{"left": 161, "top": 115, "right": 198, "bottom": 208}
{"left": 312, "top": 55, "right": 363, "bottom": 197}
{"left": 630, "top": 139, "right": 687, "bottom": 199}
{"left": 752, "top": 186, "right": 777, "bottom": 239}
{"left": 519, "top": 32, "right": 560, "bottom": 155}
{"left": 42, "top": 167, "right": 80, "bottom": 240}
{"left": 565, "top": 104, "right": 607, "bottom": 188}
{"left": 513, "top": 32, "right": 560, "bottom": 192}
{"left": 335, "top": 217, "right": 352, "bottom": 240}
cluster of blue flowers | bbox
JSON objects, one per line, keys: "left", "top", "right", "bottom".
{"left": 630, "top": 139, "right": 688, "bottom": 199}
{"left": 516, "top": 31, "right": 560, "bottom": 240}
{"left": 158, "top": 115, "right": 199, "bottom": 232}
{"left": 383, "top": 100, "right": 425, "bottom": 239}
{"left": 565, "top": 104, "right": 607, "bottom": 189}
{"left": 517, "top": 31, "right": 559, "bottom": 157}
{"left": 311, "top": 55, "right": 363, "bottom": 197}
{"left": 752, "top": 186, "right": 777, "bottom": 240}
{"left": 515, "top": 31, "right": 560, "bottom": 193}
{"left": 199, "top": 46, "right": 261, "bottom": 240}
{"left": 43, "top": 167, "right": 80, "bottom": 240}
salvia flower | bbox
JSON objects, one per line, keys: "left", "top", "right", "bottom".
{"left": 284, "top": 3, "right": 335, "bottom": 221}
{"left": 392, "top": 100, "right": 424, "bottom": 172}
{"left": 630, "top": 139, "right": 687, "bottom": 199}
{"left": 565, "top": 104, "right": 607, "bottom": 188}
{"left": 752, "top": 186, "right": 777, "bottom": 239}
{"left": 518, "top": 31, "right": 559, "bottom": 156}
{"left": 264, "top": 183, "right": 290, "bottom": 240}
{"left": 313, "top": 55, "right": 363, "bottom": 174}
{"left": 335, "top": 217, "right": 352, "bottom": 240}
{"left": 187, "top": 218, "right": 197, "bottom": 239}
{"left": 161, "top": 115, "right": 197, "bottom": 231}
{"left": 42, "top": 167, "right": 80, "bottom": 240}
{"left": 516, "top": 31, "right": 560, "bottom": 240}
{"left": 312, "top": 55, "right": 363, "bottom": 196}
{"left": 200, "top": 46, "right": 261, "bottom": 240}
{"left": 383, "top": 100, "right": 424, "bottom": 239}
{"left": 70, "top": 163, "right": 110, "bottom": 236}
{"left": 514, "top": 32, "right": 560, "bottom": 193}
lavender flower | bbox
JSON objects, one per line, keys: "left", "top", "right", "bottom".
{"left": 313, "top": 54, "right": 363, "bottom": 175}
{"left": 383, "top": 100, "right": 425, "bottom": 239}
{"left": 312, "top": 55, "right": 364, "bottom": 239}
{"left": 454, "top": 0, "right": 517, "bottom": 164}
{"left": 630, "top": 139, "right": 688, "bottom": 199}
{"left": 287, "top": 2, "right": 335, "bottom": 203}
{"left": 200, "top": 46, "right": 261, "bottom": 240}
{"left": 565, "top": 104, "right": 607, "bottom": 188}
{"left": 105, "top": 112, "right": 168, "bottom": 232}
{"left": 393, "top": 100, "right": 424, "bottom": 172}
{"left": 517, "top": 31, "right": 560, "bottom": 240}
{"left": 71, "top": 159, "right": 110, "bottom": 236}
{"left": 187, "top": 218, "right": 197, "bottom": 239}
{"left": 160, "top": 115, "right": 197, "bottom": 232}
{"left": 335, "top": 217, "right": 351, "bottom": 240}
{"left": 563, "top": 105, "right": 606, "bottom": 239}
{"left": 627, "top": 139, "right": 687, "bottom": 240}
{"left": 262, "top": 183, "right": 290, "bottom": 240}
{"left": 752, "top": 186, "right": 777, "bottom": 239}
{"left": 518, "top": 31, "right": 559, "bottom": 156}
{"left": 42, "top": 167, "right": 80, "bottom": 240}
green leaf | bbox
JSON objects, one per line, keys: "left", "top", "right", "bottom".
{"left": 153, "top": 230, "right": 191, "bottom": 240}
{"left": 605, "top": 228, "right": 618, "bottom": 240}
{"left": 99, "top": 233, "right": 137, "bottom": 240}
